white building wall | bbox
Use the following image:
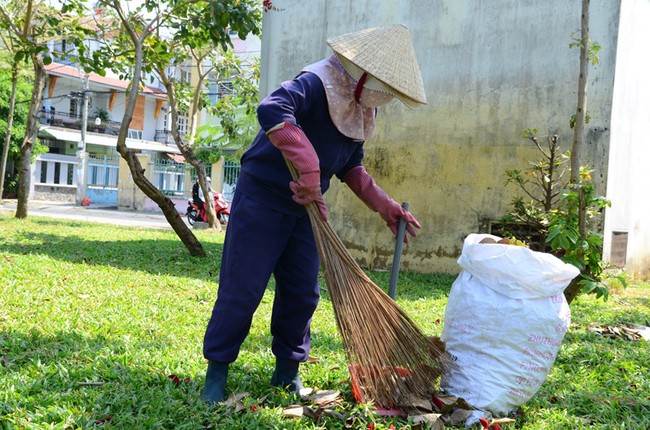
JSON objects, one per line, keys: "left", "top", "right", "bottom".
{"left": 108, "top": 94, "right": 126, "bottom": 128}
{"left": 604, "top": 0, "right": 650, "bottom": 279}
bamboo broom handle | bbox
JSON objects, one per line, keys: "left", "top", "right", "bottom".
{"left": 282, "top": 157, "right": 362, "bottom": 268}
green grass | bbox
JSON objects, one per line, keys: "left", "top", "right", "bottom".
{"left": 0, "top": 215, "right": 648, "bottom": 429}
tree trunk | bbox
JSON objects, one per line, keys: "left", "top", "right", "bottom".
{"left": 564, "top": 276, "right": 582, "bottom": 305}
{"left": 185, "top": 62, "right": 220, "bottom": 230}
{"left": 565, "top": 0, "right": 590, "bottom": 304}
{"left": 194, "top": 164, "right": 221, "bottom": 232}
{"left": 570, "top": 0, "right": 589, "bottom": 184}
{"left": 113, "top": 16, "right": 205, "bottom": 256}
{"left": 119, "top": 151, "right": 206, "bottom": 256}
{"left": 160, "top": 71, "right": 220, "bottom": 231}
{"left": 15, "top": 54, "right": 45, "bottom": 218}
{"left": 0, "top": 60, "right": 18, "bottom": 200}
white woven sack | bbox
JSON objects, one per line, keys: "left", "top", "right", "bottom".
{"left": 440, "top": 233, "right": 579, "bottom": 415}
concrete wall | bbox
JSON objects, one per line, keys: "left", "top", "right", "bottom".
{"left": 261, "top": 0, "right": 621, "bottom": 274}
{"left": 117, "top": 154, "right": 151, "bottom": 211}
{"left": 33, "top": 185, "right": 76, "bottom": 202}
{"left": 603, "top": 0, "right": 650, "bottom": 280}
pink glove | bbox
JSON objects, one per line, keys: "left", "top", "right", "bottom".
{"left": 267, "top": 122, "right": 328, "bottom": 221}
{"left": 344, "top": 166, "right": 420, "bottom": 243}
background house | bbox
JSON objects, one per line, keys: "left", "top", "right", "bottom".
{"left": 260, "top": 0, "right": 649, "bottom": 279}
{"left": 37, "top": 62, "right": 181, "bottom": 208}
{"left": 35, "top": 22, "right": 261, "bottom": 212}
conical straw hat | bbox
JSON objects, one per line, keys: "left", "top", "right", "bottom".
{"left": 326, "top": 25, "right": 428, "bottom": 107}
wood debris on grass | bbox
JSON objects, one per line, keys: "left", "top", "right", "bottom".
{"left": 589, "top": 323, "right": 650, "bottom": 341}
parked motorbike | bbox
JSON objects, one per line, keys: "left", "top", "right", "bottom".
{"left": 186, "top": 192, "right": 230, "bottom": 225}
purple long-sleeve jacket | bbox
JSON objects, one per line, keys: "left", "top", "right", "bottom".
{"left": 236, "top": 71, "right": 365, "bottom": 216}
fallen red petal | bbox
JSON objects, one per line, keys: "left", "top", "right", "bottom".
{"left": 96, "top": 416, "right": 112, "bottom": 425}
{"left": 431, "top": 395, "right": 444, "bottom": 410}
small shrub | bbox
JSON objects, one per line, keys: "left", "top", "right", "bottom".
{"left": 497, "top": 130, "right": 625, "bottom": 302}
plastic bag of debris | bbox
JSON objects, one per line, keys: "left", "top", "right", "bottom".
{"left": 440, "top": 233, "right": 580, "bottom": 416}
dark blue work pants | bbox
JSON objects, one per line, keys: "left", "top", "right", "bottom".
{"left": 203, "top": 191, "right": 320, "bottom": 364}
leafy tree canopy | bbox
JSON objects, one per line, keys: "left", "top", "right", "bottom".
{"left": 0, "top": 56, "right": 30, "bottom": 159}
{"left": 0, "top": 50, "right": 47, "bottom": 160}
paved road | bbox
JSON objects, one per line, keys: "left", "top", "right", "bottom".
{"left": 0, "top": 200, "right": 181, "bottom": 229}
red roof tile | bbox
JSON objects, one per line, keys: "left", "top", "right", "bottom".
{"left": 45, "top": 62, "right": 166, "bottom": 97}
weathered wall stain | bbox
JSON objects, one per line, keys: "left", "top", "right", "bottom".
{"left": 261, "top": 0, "right": 640, "bottom": 275}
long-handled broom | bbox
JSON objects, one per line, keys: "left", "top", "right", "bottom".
{"left": 286, "top": 161, "right": 447, "bottom": 408}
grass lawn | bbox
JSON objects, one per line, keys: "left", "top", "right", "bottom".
{"left": 0, "top": 214, "right": 648, "bottom": 429}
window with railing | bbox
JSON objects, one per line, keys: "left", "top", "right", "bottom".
{"left": 206, "top": 75, "right": 236, "bottom": 104}
{"left": 163, "top": 110, "right": 169, "bottom": 131}
{"left": 128, "top": 129, "right": 143, "bottom": 140}
{"left": 69, "top": 98, "right": 79, "bottom": 118}
{"left": 208, "top": 81, "right": 219, "bottom": 104}
{"left": 222, "top": 160, "right": 240, "bottom": 202}
{"left": 151, "top": 158, "right": 192, "bottom": 196}
{"left": 67, "top": 164, "right": 74, "bottom": 185}
{"left": 35, "top": 154, "right": 78, "bottom": 188}
{"left": 219, "top": 80, "right": 235, "bottom": 97}
{"left": 54, "top": 163, "right": 61, "bottom": 184}
{"left": 40, "top": 162, "right": 47, "bottom": 183}
{"left": 177, "top": 113, "right": 188, "bottom": 135}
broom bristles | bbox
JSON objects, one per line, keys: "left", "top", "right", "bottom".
{"left": 286, "top": 160, "right": 448, "bottom": 407}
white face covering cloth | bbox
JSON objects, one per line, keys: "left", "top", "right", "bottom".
{"left": 358, "top": 76, "right": 394, "bottom": 107}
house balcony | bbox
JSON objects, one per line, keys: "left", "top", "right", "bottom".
{"left": 38, "top": 109, "right": 122, "bottom": 136}
{"left": 154, "top": 129, "right": 186, "bottom": 145}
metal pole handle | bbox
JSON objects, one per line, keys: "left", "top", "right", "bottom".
{"left": 388, "top": 202, "right": 409, "bottom": 299}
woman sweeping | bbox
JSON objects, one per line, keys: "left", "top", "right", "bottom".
{"left": 201, "top": 24, "right": 428, "bottom": 403}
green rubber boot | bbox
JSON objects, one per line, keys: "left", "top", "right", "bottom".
{"left": 270, "top": 358, "right": 304, "bottom": 394}
{"left": 200, "top": 361, "right": 229, "bottom": 404}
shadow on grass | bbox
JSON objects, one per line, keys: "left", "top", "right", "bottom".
{"left": 2, "top": 217, "right": 454, "bottom": 303}
{"left": 3, "top": 215, "right": 456, "bottom": 295}
{"left": 0, "top": 329, "right": 340, "bottom": 429}
{"left": 0, "top": 229, "right": 224, "bottom": 281}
